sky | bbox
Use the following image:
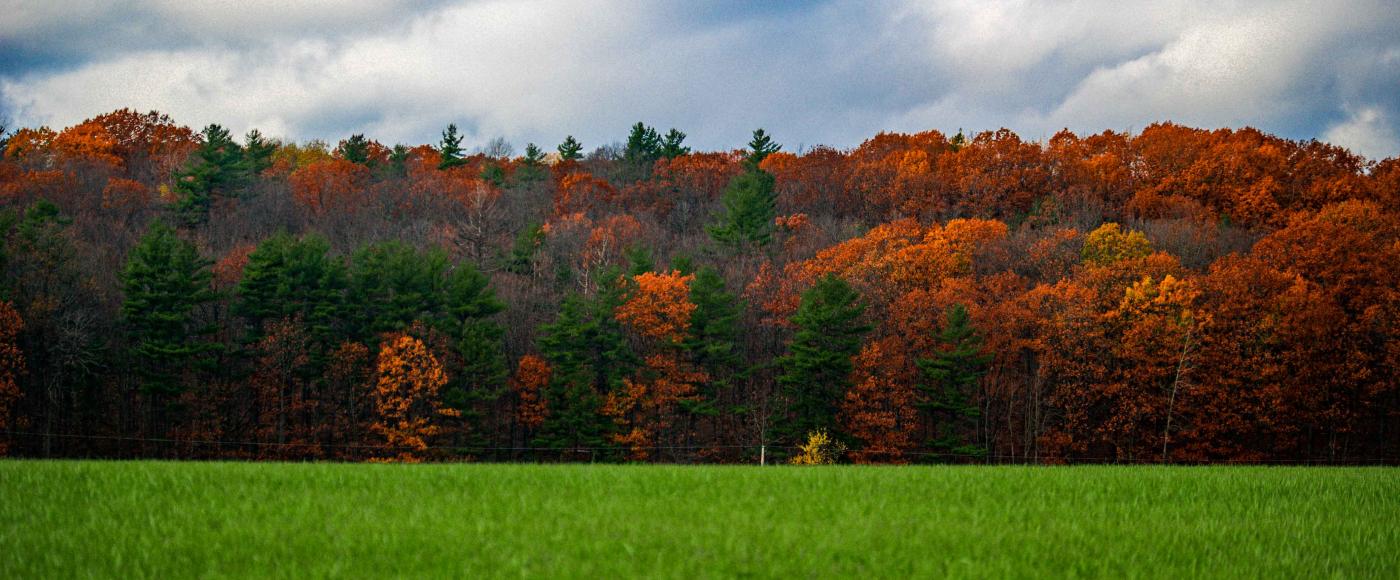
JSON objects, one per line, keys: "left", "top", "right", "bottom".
{"left": 2, "top": 0, "right": 1398, "bottom": 160}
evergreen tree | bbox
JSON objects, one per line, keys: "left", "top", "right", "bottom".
{"left": 0, "top": 208, "right": 16, "bottom": 298}
{"left": 557, "top": 135, "right": 583, "bottom": 161}
{"left": 681, "top": 266, "right": 742, "bottom": 414}
{"left": 172, "top": 124, "right": 245, "bottom": 226}
{"left": 707, "top": 164, "right": 777, "bottom": 250}
{"left": 661, "top": 128, "right": 689, "bottom": 159}
{"left": 522, "top": 142, "right": 546, "bottom": 166}
{"left": 121, "top": 221, "right": 220, "bottom": 396}
{"left": 744, "top": 128, "right": 781, "bottom": 168}
{"left": 338, "top": 133, "right": 371, "bottom": 165}
{"left": 504, "top": 222, "right": 544, "bottom": 274}
{"left": 438, "top": 123, "right": 466, "bottom": 170}
{"left": 480, "top": 162, "right": 507, "bottom": 188}
{"left": 625, "top": 245, "right": 654, "bottom": 276}
{"left": 234, "top": 233, "right": 347, "bottom": 347}
{"left": 623, "top": 122, "right": 662, "bottom": 176}
{"left": 534, "top": 275, "right": 634, "bottom": 455}
{"left": 242, "top": 129, "right": 277, "bottom": 176}
{"left": 385, "top": 144, "right": 410, "bottom": 179}
{"left": 345, "top": 242, "right": 451, "bottom": 343}
{"left": 2, "top": 201, "right": 73, "bottom": 300}
{"left": 708, "top": 129, "right": 781, "bottom": 250}
{"left": 440, "top": 263, "right": 508, "bottom": 445}
{"left": 774, "top": 274, "right": 870, "bottom": 446}
{"left": 916, "top": 303, "right": 992, "bottom": 458}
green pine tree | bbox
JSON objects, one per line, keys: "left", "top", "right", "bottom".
{"left": 522, "top": 142, "right": 546, "bottom": 166}
{"left": 708, "top": 129, "right": 781, "bottom": 251}
{"left": 234, "top": 232, "right": 347, "bottom": 348}
{"left": 344, "top": 241, "right": 450, "bottom": 344}
{"left": 661, "top": 128, "right": 690, "bottom": 159}
{"left": 438, "top": 123, "right": 466, "bottom": 170}
{"left": 533, "top": 275, "right": 634, "bottom": 456}
{"left": 517, "top": 142, "right": 548, "bottom": 183}
{"left": 172, "top": 124, "right": 245, "bottom": 226}
{"left": 504, "top": 222, "right": 545, "bottom": 274}
{"left": 625, "top": 245, "right": 654, "bottom": 276}
{"left": 707, "top": 166, "right": 777, "bottom": 250}
{"left": 774, "top": 274, "right": 870, "bottom": 447}
{"left": 480, "top": 162, "right": 507, "bottom": 188}
{"left": 557, "top": 135, "right": 583, "bottom": 161}
{"left": 622, "top": 122, "right": 663, "bottom": 180}
{"left": 242, "top": 129, "right": 276, "bottom": 176}
{"left": 338, "top": 133, "right": 371, "bottom": 166}
{"left": 681, "top": 266, "right": 742, "bottom": 415}
{"left": 440, "top": 262, "right": 508, "bottom": 449}
{"left": 744, "top": 128, "right": 781, "bottom": 168}
{"left": 916, "top": 303, "right": 992, "bottom": 459}
{"left": 384, "top": 144, "right": 410, "bottom": 179}
{"left": 121, "top": 221, "right": 221, "bottom": 396}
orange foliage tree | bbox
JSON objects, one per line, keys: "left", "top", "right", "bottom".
{"left": 511, "top": 354, "right": 551, "bottom": 431}
{"left": 371, "top": 334, "right": 461, "bottom": 462}
{"left": 606, "top": 270, "right": 706, "bottom": 459}
{"left": 290, "top": 158, "right": 371, "bottom": 213}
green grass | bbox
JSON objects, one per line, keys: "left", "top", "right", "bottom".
{"left": 2, "top": 462, "right": 1397, "bottom": 578}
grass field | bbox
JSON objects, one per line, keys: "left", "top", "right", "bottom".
{"left": 2, "top": 462, "right": 1397, "bottom": 578}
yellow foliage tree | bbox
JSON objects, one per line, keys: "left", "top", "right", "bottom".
{"left": 789, "top": 429, "right": 845, "bottom": 465}
{"left": 1082, "top": 223, "right": 1153, "bottom": 267}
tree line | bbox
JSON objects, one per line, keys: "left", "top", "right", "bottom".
{"left": 0, "top": 109, "right": 1397, "bottom": 463}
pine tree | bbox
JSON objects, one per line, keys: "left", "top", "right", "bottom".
{"left": 338, "top": 133, "right": 371, "bottom": 166}
{"left": 522, "top": 142, "right": 546, "bottom": 166}
{"left": 242, "top": 129, "right": 276, "bottom": 176}
{"left": 438, "top": 123, "right": 466, "bottom": 170}
{"left": 557, "top": 135, "right": 583, "bottom": 161}
{"left": 234, "top": 232, "right": 346, "bottom": 347}
{"left": 774, "top": 274, "right": 870, "bottom": 446}
{"left": 707, "top": 167, "right": 777, "bottom": 250}
{"left": 916, "top": 303, "right": 992, "bottom": 458}
{"left": 681, "top": 266, "right": 742, "bottom": 414}
{"left": 121, "top": 221, "right": 220, "bottom": 396}
{"left": 744, "top": 128, "right": 781, "bottom": 168}
{"left": 344, "top": 242, "right": 450, "bottom": 344}
{"left": 385, "top": 144, "right": 410, "bottom": 179}
{"left": 950, "top": 129, "right": 967, "bottom": 151}
{"left": 625, "top": 245, "right": 654, "bottom": 276}
{"left": 480, "top": 162, "right": 507, "bottom": 188}
{"left": 533, "top": 276, "right": 634, "bottom": 456}
{"left": 517, "top": 142, "right": 547, "bottom": 183}
{"left": 504, "top": 222, "right": 544, "bottom": 274}
{"left": 708, "top": 129, "right": 781, "bottom": 250}
{"left": 172, "top": 124, "right": 245, "bottom": 226}
{"left": 661, "top": 128, "right": 689, "bottom": 159}
{"left": 441, "top": 263, "right": 507, "bottom": 413}
{"left": 627, "top": 121, "right": 663, "bottom": 177}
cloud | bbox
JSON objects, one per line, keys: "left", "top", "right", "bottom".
{"left": 2, "top": 0, "right": 1398, "bottom": 159}
{"left": 1324, "top": 107, "right": 1398, "bottom": 161}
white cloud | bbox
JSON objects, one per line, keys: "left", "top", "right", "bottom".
{"left": 1324, "top": 107, "right": 1398, "bottom": 161}
{"left": 2, "top": 0, "right": 1398, "bottom": 158}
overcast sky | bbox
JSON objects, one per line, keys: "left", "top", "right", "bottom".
{"left": 2, "top": 0, "right": 1398, "bottom": 160}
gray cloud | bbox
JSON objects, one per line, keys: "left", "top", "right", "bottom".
{"left": 2, "top": 0, "right": 1397, "bottom": 159}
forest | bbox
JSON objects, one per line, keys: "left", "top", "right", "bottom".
{"left": 0, "top": 109, "right": 1396, "bottom": 464}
